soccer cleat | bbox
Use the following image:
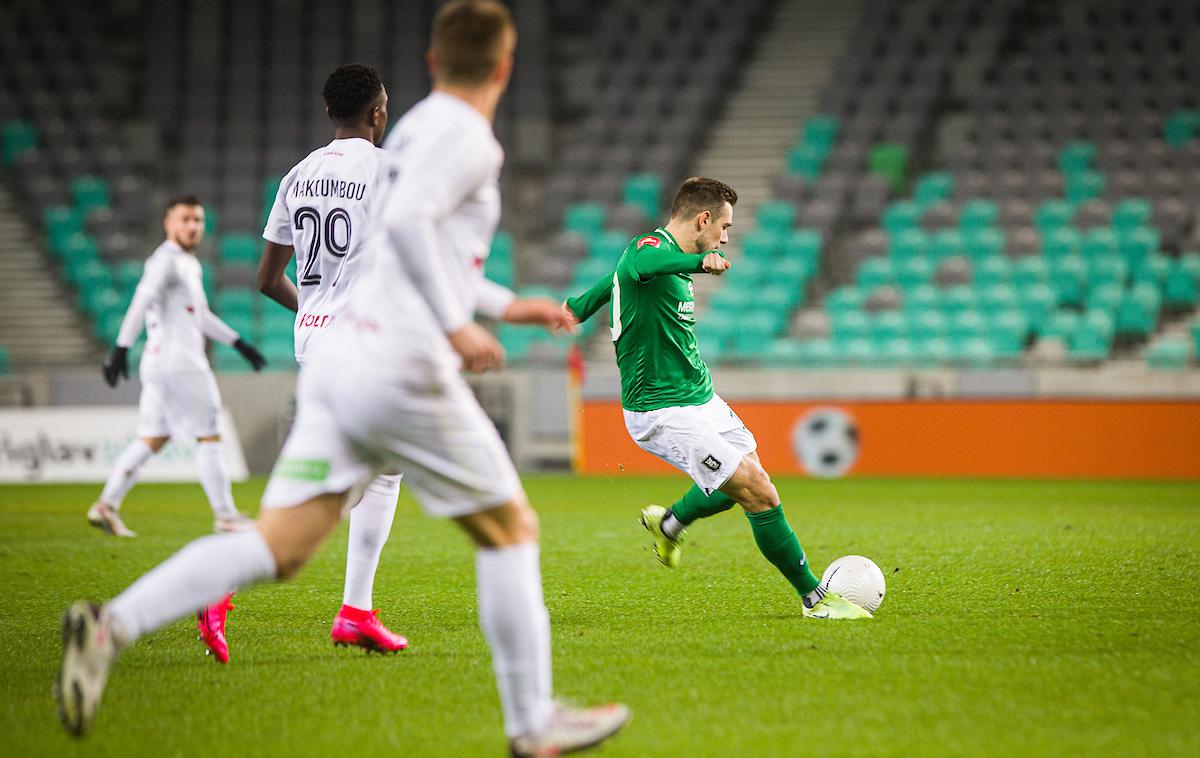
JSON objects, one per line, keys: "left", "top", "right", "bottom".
{"left": 802, "top": 591, "right": 873, "bottom": 620}
{"left": 197, "top": 594, "right": 235, "bottom": 664}
{"left": 331, "top": 605, "right": 409, "bottom": 653}
{"left": 213, "top": 512, "right": 254, "bottom": 533}
{"left": 55, "top": 601, "right": 118, "bottom": 737}
{"left": 510, "top": 700, "right": 631, "bottom": 758}
{"left": 86, "top": 502, "right": 136, "bottom": 538}
{"left": 639, "top": 504, "right": 683, "bottom": 568}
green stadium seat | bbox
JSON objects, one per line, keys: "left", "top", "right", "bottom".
{"left": 882, "top": 200, "right": 921, "bottom": 235}
{"left": 1039, "top": 310, "right": 1080, "bottom": 340}
{"left": 1020, "top": 283, "right": 1058, "bottom": 331}
{"left": 973, "top": 256, "right": 1012, "bottom": 288}
{"left": 95, "top": 310, "right": 125, "bottom": 342}
{"left": 1013, "top": 257, "right": 1049, "bottom": 288}
{"left": 980, "top": 283, "right": 1019, "bottom": 315}
{"left": 831, "top": 311, "right": 871, "bottom": 344}
{"left": 877, "top": 336, "right": 916, "bottom": 366}
{"left": 914, "top": 172, "right": 954, "bottom": 207}
{"left": 903, "top": 284, "right": 939, "bottom": 313}
{"left": 856, "top": 257, "right": 894, "bottom": 289}
{"left": 916, "top": 336, "right": 952, "bottom": 366}
{"left": 1041, "top": 226, "right": 1081, "bottom": 258}
{"left": 590, "top": 229, "right": 630, "bottom": 260}
{"left": 1133, "top": 253, "right": 1170, "bottom": 286}
{"left": 572, "top": 257, "right": 612, "bottom": 288}
{"left": 44, "top": 206, "right": 85, "bottom": 246}
{"left": 964, "top": 228, "right": 1005, "bottom": 260}
{"left": 1, "top": 120, "right": 38, "bottom": 166}
{"left": 773, "top": 255, "right": 812, "bottom": 287}
{"left": 990, "top": 310, "right": 1029, "bottom": 359}
{"left": 958, "top": 199, "right": 999, "bottom": 232}
{"left": 801, "top": 115, "right": 838, "bottom": 152}
{"left": 1065, "top": 170, "right": 1104, "bottom": 204}
{"left": 728, "top": 328, "right": 775, "bottom": 362}
{"left": 929, "top": 229, "right": 965, "bottom": 259}
{"left": 742, "top": 229, "right": 783, "bottom": 259}
{"left": 1179, "top": 252, "right": 1200, "bottom": 279}
{"left": 1146, "top": 339, "right": 1192, "bottom": 370}
{"left": 949, "top": 310, "right": 987, "bottom": 342}
{"left": 825, "top": 286, "right": 864, "bottom": 315}
{"left": 1069, "top": 311, "right": 1114, "bottom": 361}
{"left": 115, "top": 261, "right": 142, "bottom": 294}
{"left": 896, "top": 256, "right": 933, "bottom": 289}
{"left": 1089, "top": 256, "right": 1128, "bottom": 288}
{"left": 1058, "top": 141, "right": 1096, "bottom": 176}
{"left": 261, "top": 336, "right": 297, "bottom": 370}
{"left": 1035, "top": 200, "right": 1074, "bottom": 232}
{"left": 888, "top": 228, "right": 928, "bottom": 261}
{"left": 622, "top": 174, "right": 662, "bottom": 219}
{"left": 490, "top": 229, "right": 515, "bottom": 262}
{"left": 563, "top": 203, "right": 605, "bottom": 236}
{"left": 486, "top": 257, "right": 515, "bottom": 288}
{"left": 782, "top": 229, "right": 822, "bottom": 268}
{"left": 758, "top": 283, "right": 798, "bottom": 312}
{"left": 911, "top": 309, "right": 948, "bottom": 340}
{"left": 953, "top": 337, "right": 996, "bottom": 368}
{"left": 840, "top": 337, "right": 875, "bottom": 366}
{"left": 787, "top": 143, "right": 825, "bottom": 178}
{"left": 222, "top": 312, "right": 257, "bottom": 342}
{"left": 868, "top": 143, "right": 908, "bottom": 191}
{"left": 1081, "top": 227, "right": 1118, "bottom": 259}
{"left": 1111, "top": 198, "right": 1152, "bottom": 232}
{"left": 214, "top": 288, "right": 257, "bottom": 316}
{"left": 1086, "top": 282, "right": 1122, "bottom": 312}
{"left": 1049, "top": 254, "right": 1088, "bottom": 307}
{"left": 1117, "top": 227, "right": 1159, "bottom": 268}
{"left": 261, "top": 308, "right": 295, "bottom": 340}
{"left": 1115, "top": 288, "right": 1159, "bottom": 338}
{"left": 1163, "top": 109, "right": 1200, "bottom": 148}
{"left": 67, "top": 259, "right": 113, "bottom": 292}
{"left": 797, "top": 338, "right": 835, "bottom": 367}
{"left": 756, "top": 201, "right": 796, "bottom": 234}
{"left": 941, "top": 285, "right": 974, "bottom": 315}
{"left": 1164, "top": 267, "right": 1199, "bottom": 309}
{"left": 70, "top": 176, "right": 110, "bottom": 213}
{"left": 219, "top": 235, "right": 260, "bottom": 265}
{"left": 765, "top": 339, "right": 806, "bottom": 366}
{"left": 872, "top": 311, "right": 907, "bottom": 341}
{"left": 80, "top": 286, "right": 122, "bottom": 317}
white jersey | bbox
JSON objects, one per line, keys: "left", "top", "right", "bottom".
{"left": 116, "top": 241, "right": 238, "bottom": 374}
{"left": 262, "top": 137, "right": 385, "bottom": 362}
{"left": 325, "top": 91, "right": 515, "bottom": 371}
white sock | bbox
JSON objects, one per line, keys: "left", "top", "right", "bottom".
{"left": 99, "top": 439, "right": 155, "bottom": 509}
{"left": 342, "top": 473, "right": 402, "bottom": 610}
{"left": 105, "top": 529, "right": 276, "bottom": 644}
{"left": 476, "top": 542, "right": 554, "bottom": 739}
{"left": 661, "top": 510, "right": 685, "bottom": 539}
{"left": 195, "top": 441, "right": 238, "bottom": 519}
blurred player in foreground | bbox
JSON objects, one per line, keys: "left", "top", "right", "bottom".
{"left": 57, "top": 3, "right": 629, "bottom": 755}
{"left": 564, "top": 177, "right": 871, "bottom": 620}
{"left": 88, "top": 196, "right": 264, "bottom": 537}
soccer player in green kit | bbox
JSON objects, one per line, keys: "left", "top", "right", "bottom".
{"left": 563, "top": 177, "right": 870, "bottom": 619}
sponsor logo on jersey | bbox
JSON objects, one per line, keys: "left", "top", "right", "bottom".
{"left": 702, "top": 454, "right": 722, "bottom": 471}
{"left": 637, "top": 235, "right": 661, "bottom": 249}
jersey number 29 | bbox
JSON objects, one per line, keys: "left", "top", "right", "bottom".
{"left": 293, "top": 206, "right": 352, "bottom": 286}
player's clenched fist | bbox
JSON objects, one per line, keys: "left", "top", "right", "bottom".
{"left": 702, "top": 251, "right": 730, "bottom": 275}
{"left": 503, "top": 297, "right": 577, "bottom": 334}
{"left": 448, "top": 322, "right": 506, "bottom": 373}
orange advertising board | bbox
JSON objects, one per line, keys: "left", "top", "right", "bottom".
{"left": 578, "top": 399, "right": 1200, "bottom": 480}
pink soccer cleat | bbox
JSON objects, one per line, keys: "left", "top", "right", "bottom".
{"left": 330, "top": 605, "right": 408, "bottom": 653}
{"left": 196, "top": 594, "right": 235, "bottom": 664}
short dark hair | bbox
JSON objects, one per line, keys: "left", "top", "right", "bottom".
{"left": 323, "top": 63, "right": 384, "bottom": 125}
{"left": 431, "top": 0, "right": 515, "bottom": 85}
{"left": 669, "top": 177, "right": 738, "bottom": 221}
{"left": 165, "top": 194, "right": 202, "bottom": 213}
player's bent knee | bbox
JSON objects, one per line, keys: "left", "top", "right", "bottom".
{"left": 456, "top": 495, "right": 539, "bottom": 548}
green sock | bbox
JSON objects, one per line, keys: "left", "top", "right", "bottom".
{"left": 745, "top": 505, "right": 820, "bottom": 596}
{"left": 670, "top": 485, "right": 736, "bottom": 525}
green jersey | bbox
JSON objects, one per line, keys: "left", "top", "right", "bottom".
{"left": 566, "top": 228, "right": 718, "bottom": 412}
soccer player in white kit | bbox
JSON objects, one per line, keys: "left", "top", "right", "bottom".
{"left": 194, "top": 64, "right": 408, "bottom": 662}
{"left": 56, "top": 3, "right": 630, "bottom": 755}
{"left": 87, "top": 197, "right": 264, "bottom": 537}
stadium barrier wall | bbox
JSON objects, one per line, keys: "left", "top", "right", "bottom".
{"left": 576, "top": 398, "right": 1200, "bottom": 480}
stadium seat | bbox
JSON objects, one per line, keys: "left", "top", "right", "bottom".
{"left": 589, "top": 229, "right": 630, "bottom": 260}
{"left": 1065, "top": 170, "right": 1105, "bottom": 205}
{"left": 903, "top": 284, "right": 939, "bottom": 314}
{"left": 941, "top": 285, "right": 974, "bottom": 315}
{"left": 872, "top": 311, "right": 907, "bottom": 342}
{"left": 1069, "top": 311, "right": 1115, "bottom": 361}
{"left": 787, "top": 143, "right": 824, "bottom": 179}
{"left": 214, "top": 288, "right": 257, "bottom": 317}
{"left": 219, "top": 235, "right": 260, "bottom": 266}
{"left": 896, "top": 256, "right": 933, "bottom": 289}
{"left": 914, "top": 172, "right": 953, "bottom": 207}
{"left": 742, "top": 230, "right": 783, "bottom": 259}
{"left": 622, "top": 173, "right": 662, "bottom": 219}
{"left": 973, "top": 256, "right": 1011, "bottom": 288}
{"left": 1020, "top": 283, "right": 1058, "bottom": 331}
{"left": 1163, "top": 267, "right": 1199, "bottom": 309}
{"left": 1133, "top": 254, "right": 1170, "bottom": 287}
{"left": 1013, "top": 256, "right": 1049, "bottom": 288}
{"left": 1042, "top": 227, "right": 1082, "bottom": 259}
{"left": 70, "top": 176, "right": 110, "bottom": 213}
{"left": 782, "top": 228, "right": 822, "bottom": 267}
{"left": 1086, "top": 283, "right": 1123, "bottom": 313}
{"left": 882, "top": 200, "right": 920, "bottom": 235}
{"left": 868, "top": 143, "right": 908, "bottom": 191}
{"left": 1111, "top": 198, "right": 1152, "bottom": 233}
{"left": 1057, "top": 141, "right": 1096, "bottom": 177}
{"left": 204, "top": 207, "right": 219, "bottom": 237}
{"left": 563, "top": 203, "right": 606, "bottom": 237}
{"left": 929, "top": 229, "right": 965, "bottom": 260}
{"left": 1081, "top": 228, "right": 1118, "bottom": 260}
{"left": 1035, "top": 200, "right": 1074, "bottom": 233}
{"left": 1089, "top": 256, "right": 1128, "bottom": 288}
{"left": 824, "top": 286, "right": 863, "bottom": 316}
{"left": 1115, "top": 288, "right": 1159, "bottom": 338}
{"left": 964, "top": 228, "right": 1005, "bottom": 260}
{"left": 856, "top": 257, "right": 893, "bottom": 290}
{"left": 1117, "top": 227, "right": 1159, "bottom": 269}
{"left": 801, "top": 115, "right": 838, "bottom": 152}
{"left": 990, "top": 310, "right": 1029, "bottom": 359}
{"left": 1146, "top": 339, "right": 1192, "bottom": 370}
{"left": 1, "top": 121, "right": 37, "bottom": 166}
{"left": 755, "top": 201, "right": 796, "bottom": 235}
{"left": 1039, "top": 310, "right": 1080, "bottom": 341}
{"left": 831, "top": 310, "right": 871, "bottom": 345}
{"left": 1163, "top": 109, "right": 1200, "bottom": 147}
{"left": 958, "top": 199, "right": 999, "bottom": 232}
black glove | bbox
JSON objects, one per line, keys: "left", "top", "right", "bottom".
{"left": 103, "top": 346, "right": 129, "bottom": 387}
{"left": 234, "top": 339, "right": 266, "bottom": 371}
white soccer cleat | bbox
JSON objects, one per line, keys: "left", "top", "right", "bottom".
{"left": 509, "top": 700, "right": 631, "bottom": 757}
{"left": 86, "top": 502, "right": 137, "bottom": 538}
{"left": 213, "top": 512, "right": 255, "bottom": 533}
{"left": 55, "top": 601, "right": 119, "bottom": 737}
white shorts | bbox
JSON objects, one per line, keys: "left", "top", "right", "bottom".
{"left": 623, "top": 394, "right": 757, "bottom": 495}
{"left": 261, "top": 350, "right": 521, "bottom": 519}
{"left": 136, "top": 370, "right": 222, "bottom": 439}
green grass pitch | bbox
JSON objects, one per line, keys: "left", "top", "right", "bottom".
{"left": 1, "top": 476, "right": 1198, "bottom": 756}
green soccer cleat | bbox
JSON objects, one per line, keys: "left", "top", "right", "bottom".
{"left": 639, "top": 505, "right": 684, "bottom": 568}
{"left": 802, "top": 591, "right": 873, "bottom": 620}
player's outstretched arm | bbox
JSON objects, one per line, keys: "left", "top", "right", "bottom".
{"left": 634, "top": 248, "right": 729, "bottom": 280}
{"left": 564, "top": 272, "right": 614, "bottom": 324}
{"left": 256, "top": 241, "right": 299, "bottom": 312}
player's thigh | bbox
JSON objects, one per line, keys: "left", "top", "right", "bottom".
{"left": 135, "top": 374, "right": 170, "bottom": 438}
{"left": 359, "top": 371, "right": 524, "bottom": 521}
{"left": 625, "top": 405, "right": 747, "bottom": 496}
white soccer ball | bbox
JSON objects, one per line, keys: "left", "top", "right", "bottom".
{"left": 820, "top": 555, "right": 886, "bottom": 613}
{"left": 793, "top": 407, "right": 859, "bottom": 478}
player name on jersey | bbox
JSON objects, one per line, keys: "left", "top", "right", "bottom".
{"left": 289, "top": 178, "right": 369, "bottom": 201}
